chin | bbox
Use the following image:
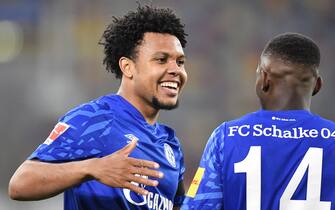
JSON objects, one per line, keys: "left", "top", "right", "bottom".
{"left": 152, "top": 97, "right": 179, "bottom": 110}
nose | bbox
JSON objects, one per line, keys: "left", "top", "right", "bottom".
{"left": 166, "top": 60, "right": 187, "bottom": 86}
{"left": 167, "top": 60, "right": 183, "bottom": 75}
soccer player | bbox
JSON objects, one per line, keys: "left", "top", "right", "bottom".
{"left": 9, "top": 5, "right": 188, "bottom": 210}
{"left": 182, "top": 33, "right": 335, "bottom": 210}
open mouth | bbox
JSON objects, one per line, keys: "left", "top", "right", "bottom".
{"left": 159, "top": 81, "right": 179, "bottom": 90}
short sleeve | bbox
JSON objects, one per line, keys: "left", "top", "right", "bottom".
{"left": 182, "top": 123, "right": 225, "bottom": 210}
{"left": 28, "top": 105, "right": 113, "bottom": 162}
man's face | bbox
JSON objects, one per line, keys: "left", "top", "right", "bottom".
{"left": 131, "top": 32, "right": 187, "bottom": 110}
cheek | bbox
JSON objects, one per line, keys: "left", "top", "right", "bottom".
{"left": 255, "top": 79, "right": 262, "bottom": 94}
{"left": 181, "top": 71, "right": 188, "bottom": 84}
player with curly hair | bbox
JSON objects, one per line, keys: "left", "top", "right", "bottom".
{"left": 9, "top": 5, "right": 188, "bottom": 210}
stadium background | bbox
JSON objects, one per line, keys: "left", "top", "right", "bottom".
{"left": 1, "top": 0, "right": 334, "bottom": 209}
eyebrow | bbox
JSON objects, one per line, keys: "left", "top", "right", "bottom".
{"left": 152, "top": 52, "right": 186, "bottom": 59}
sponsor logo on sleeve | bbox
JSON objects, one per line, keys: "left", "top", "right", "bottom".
{"left": 44, "top": 122, "right": 70, "bottom": 145}
{"left": 186, "top": 167, "right": 205, "bottom": 198}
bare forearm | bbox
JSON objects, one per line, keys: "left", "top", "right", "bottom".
{"left": 9, "top": 140, "right": 163, "bottom": 201}
{"left": 9, "top": 159, "right": 93, "bottom": 201}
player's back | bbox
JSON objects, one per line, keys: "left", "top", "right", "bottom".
{"left": 223, "top": 109, "right": 335, "bottom": 210}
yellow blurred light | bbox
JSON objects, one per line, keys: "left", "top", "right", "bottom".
{"left": 0, "top": 20, "right": 23, "bottom": 63}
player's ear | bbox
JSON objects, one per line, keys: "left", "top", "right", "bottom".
{"left": 261, "top": 69, "right": 270, "bottom": 92}
{"left": 312, "top": 76, "right": 322, "bottom": 96}
{"left": 119, "top": 57, "right": 133, "bottom": 79}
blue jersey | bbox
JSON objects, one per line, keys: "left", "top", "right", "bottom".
{"left": 182, "top": 110, "right": 335, "bottom": 210}
{"left": 29, "top": 94, "right": 185, "bottom": 210}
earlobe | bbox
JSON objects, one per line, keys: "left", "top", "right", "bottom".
{"left": 312, "top": 76, "right": 322, "bottom": 96}
{"left": 119, "top": 57, "right": 133, "bottom": 79}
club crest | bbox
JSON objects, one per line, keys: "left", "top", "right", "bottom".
{"left": 164, "top": 143, "right": 176, "bottom": 168}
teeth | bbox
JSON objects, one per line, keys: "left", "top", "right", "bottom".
{"left": 160, "top": 82, "right": 178, "bottom": 89}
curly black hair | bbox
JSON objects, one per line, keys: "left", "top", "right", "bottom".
{"left": 99, "top": 5, "right": 187, "bottom": 79}
{"left": 262, "top": 32, "right": 320, "bottom": 68}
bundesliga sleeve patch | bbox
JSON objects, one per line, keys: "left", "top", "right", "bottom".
{"left": 186, "top": 167, "right": 205, "bottom": 198}
{"left": 43, "top": 122, "right": 70, "bottom": 145}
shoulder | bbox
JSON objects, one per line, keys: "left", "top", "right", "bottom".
{"left": 51, "top": 95, "right": 121, "bottom": 140}
{"left": 59, "top": 95, "right": 117, "bottom": 126}
{"left": 311, "top": 114, "right": 335, "bottom": 128}
{"left": 159, "top": 124, "right": 176, "bottom": 135}
{"left": 206, "top": 112, "right": 258, "bottom": 147}
{"left": 210, "top": 112, "right": 256, "bottom": 135}
{"left": 224, "top": 112, "right": 258, "bottom": 126}
{"left": 159, "top": 124, "right": 180, "bottom": 144}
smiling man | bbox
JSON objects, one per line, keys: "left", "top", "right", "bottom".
{"left": 9, "top": 5, "right": 187, "bottom": 210}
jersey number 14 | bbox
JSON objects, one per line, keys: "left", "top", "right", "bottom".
{"left": 234, "top": 146, "right": 331, "bottom": 210}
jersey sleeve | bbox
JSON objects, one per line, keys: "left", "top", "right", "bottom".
{"left": 28, "top": 105, "right": 112, "bottom": 162}
{"left": 182, "top": 123, "right": 225, "bottom": 210}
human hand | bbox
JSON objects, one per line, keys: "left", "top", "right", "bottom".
{"left": 88, "top": 140, "right": 163, "bottom": 195}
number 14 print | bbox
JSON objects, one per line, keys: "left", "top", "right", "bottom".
{"left": 234, "top": 146, "right": 331, "bottom": 210}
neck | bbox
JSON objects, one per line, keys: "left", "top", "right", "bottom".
{"left": 261, "top": 94, "right": 311, "bottom": 111}
{"left": 117, "top": 87, "right": 159, "bottom": 125}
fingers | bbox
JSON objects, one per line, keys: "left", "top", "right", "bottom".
{"left": 130, "top": 166, "right": 164, "bottom": 179}
{"left": 123, "top": 175, "right": 159, "bottom": 196}
{"left": 117, "top": 140, "right": 138, "bottom": 156}
{"left": 128, "top": 157, "right": 160, "bottom": 169}
{"left": 124, "top": 182, "right": 149, "bottom": 196}
{"left": 128, "top": 174, "right": 159, "bottom": 187}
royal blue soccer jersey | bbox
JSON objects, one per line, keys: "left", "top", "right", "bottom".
{"left": 29, "top": 94, "right": 185, "bottom": 210}
{"left": 182, "top": 110, "right": 335, "bottom": 210}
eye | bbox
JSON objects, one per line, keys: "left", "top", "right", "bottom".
{"left": 155, "top": 57, "right": 167, "bottom": 64}
{"left": 176, "top": 59, "right": 185, "bottom": 67}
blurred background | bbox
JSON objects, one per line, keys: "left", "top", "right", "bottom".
{"left": 1, "top": 0, "right": 334, "bottom": 209}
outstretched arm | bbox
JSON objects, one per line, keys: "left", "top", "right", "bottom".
{"left": 9, "top": 140, "right": 163, "bottom": 200}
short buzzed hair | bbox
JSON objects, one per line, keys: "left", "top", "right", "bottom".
{"left": 262, "top": 33, "right": 320, "bottom": 69}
